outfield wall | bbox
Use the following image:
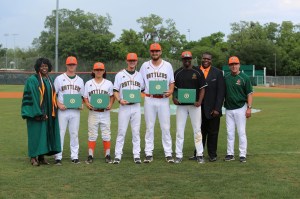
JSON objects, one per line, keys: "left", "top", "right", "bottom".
{"left": 0, "top": 70, "right": 117, "bottom": 85}
{"left": 1, "top": 71, "right": 300, "bottom": 86}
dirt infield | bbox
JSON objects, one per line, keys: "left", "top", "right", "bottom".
{"left": 253, "top": 93, "right": 300, "bottom": 98}
{"left": 0, "top": 92, "right": 23, "bottom": 98}
{"left": 1, "top": 92, "right": 300, "bottom": 99}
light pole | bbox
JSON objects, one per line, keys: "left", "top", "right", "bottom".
{"left": 273, "top": 53, "right": 277, "bottom": 76}
{"left": 12, "top": 33, "right": 18, "bottom": 68}
{"left": 4, "top": 33, "right": 9, "bottom": 68}
{"left": 187, "top": 29, "right": 190, "bottom": 41}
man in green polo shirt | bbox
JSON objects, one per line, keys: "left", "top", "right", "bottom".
{"left": 224, "top": 56, "right": 253, "bottom": 163}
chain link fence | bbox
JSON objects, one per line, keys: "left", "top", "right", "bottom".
{"left": 265, "top": 76, "right": 300, "bottom": 86}
{"left": 0, "top": 56, "right": 193, "bottom": 85}
{"left": 0, "top": 55, "right": 190, "bottom": 72}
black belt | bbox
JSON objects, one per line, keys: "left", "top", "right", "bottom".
{"left": 91, "top": 109, "right": 105, "bottom": 112}
{"left": 145, "top": 94, "right": 165, "bottom": 98}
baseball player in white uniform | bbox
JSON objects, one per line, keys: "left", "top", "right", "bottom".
{"left": 54, "top": 56, "right": 84, "bottom": 165}
{"left": 84, "top": 62, "right": 114, "bottom": 164}
{"left": 139, "top": 43, "right": 175, "bottom": 163}
{"left": 113, "top": 53, "right": 145, "bottom": 164}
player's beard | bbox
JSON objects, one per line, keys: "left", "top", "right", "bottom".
{"left": 151, "top": 55, "right": 161, "bottom": 61}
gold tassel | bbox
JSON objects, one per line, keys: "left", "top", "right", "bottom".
{"left": 38, "top": 72, "right": 45, "bottom": 106}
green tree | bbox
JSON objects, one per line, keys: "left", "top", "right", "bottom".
{"left": 227, "top": 21, "right": 278, "bottom": 74}
{"left": 116, "top": 29, "right": 148, "bottom": 58}
{"left": 186, "top": 32, "right": 228, "bottom": 68}
{"left": 35, "top": 9, "right": 118, "bottom": 71}
{"left": 0, "top": 44, "right": 6, "bottom": 57}
{"left": 227, "top": 21, "right": 300, "bottom": 75}
{"left": 136, "top": 14, "right": 187, "bottom": 58}
{"left": 276, "top": 21, "right": 300, "bottom": 75}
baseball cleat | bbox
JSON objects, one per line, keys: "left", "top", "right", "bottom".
{"left": 54, "top": 159, "right": 62, "bottom": 166}
{"left": 165, "top": 156, "right": 174, "bottom": 163}
{"left": 105, "top": 155, "right": 113, "bottom": 164}
{"left": 239, "top": 156, "right": 247, "bottom": 163}
{"left": 197, "top": 156, "right": 205, "bottom": 164}
{"left": 134, "top": 158, "right": 142, "bottom": 164}
{"left": 174, "top": 157, "right": 182, "bottom": 164}
{"left": 113, "top": 158, "right": 120, "bottom": 164}
{"left": 85, "top": 155, "right": 93, "bottom": 164}
{"left": 143, "top": 156, "right": 153, "bottom": 163}
{"left": 189, "top": 155, "right": 197, "bottom": 160}
{"left": 71, "top": 159, "right": 80, "bottom": 164}
{"left": 224, "top": 155, "right": 235, "bottom": 161}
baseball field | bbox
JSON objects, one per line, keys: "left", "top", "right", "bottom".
{"left": 0, "top": 85, "right": 299, "bottom": 198}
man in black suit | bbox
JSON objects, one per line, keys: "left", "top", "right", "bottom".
{"left": 189, "top": 52, "right": 225, "bottom": 162}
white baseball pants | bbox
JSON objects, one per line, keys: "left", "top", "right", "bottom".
{"left": 144, "top": 97, "right": 173, "bottom": 157}
{"left": 55, "top": 109, "right": 80, "bottom": 160}
{"left": 225, "top": 104, "right": 248, "bottom": 157}
{"left": 175, "top": 105, "right": 203, "bottom": 158}
{"left": 114, "top": 103, "right": 141, "bottom": 160}
{"left": 87, "top": 110, "right": 111, "bottom": 142}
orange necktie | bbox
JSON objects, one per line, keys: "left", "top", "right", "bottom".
{"left": 202, "top": 69, "right": 208, "bottom": 79}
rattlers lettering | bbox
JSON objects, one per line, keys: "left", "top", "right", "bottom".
{"left": 89, "top": 90, "right": 109, "bottom": 96}
{"left": 146, "top": 72, "right": 167, "bottom": 79}
{"left": 61, "top": 85, "right": 81, "bottom": 92}
{"left": 121, "top": 80, "right": 141, "bottom": 88}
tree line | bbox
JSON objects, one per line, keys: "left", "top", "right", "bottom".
{"left": 1, "top": 9, "right": 299, "bottom": 75}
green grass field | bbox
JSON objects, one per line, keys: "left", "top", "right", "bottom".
{"left": 0, "top": 85, "right": 299, "bottom": 198}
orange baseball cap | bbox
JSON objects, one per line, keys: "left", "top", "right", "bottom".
{"left": 66, "top": 56, "right": 77, "bottom": 65}
{"left": 181, "top": 51, "right": 192, "bottom": 58}
{"left": 127, "top": 53, "right": 138, "bottom": 61}
{"left": 93, "top": 62, "right": 105, "bottom": 70}
{"left": 150, "top": 43, "right": 162, "bottom": 51}
{"left": 228, "top": 56, "right": 240, "bottom": 64}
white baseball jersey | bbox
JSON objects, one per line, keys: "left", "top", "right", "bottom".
{"left": 54, "top": 73, "right": 84, "bottom": 161}
{"left": 113, "top": 69, "right": 144, "bottom": 160}
{"left": 84, "top": 78, "right": 114, "bottom": 143}
{"left": 83, "top": 78, "right": 114, "bottom": 100}
{"left": 139, "top": 60, "right": 175, "bottom": 94}
{"left": 54, "top": 73, "right": 84, "bottom": 103}
{"left": 113, "top": 69, "right": 145, "bottom": 96}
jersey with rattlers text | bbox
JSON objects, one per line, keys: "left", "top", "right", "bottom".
{"left": 83, "top": 78, "right": 114, "bottom": 101}
{"left": 113, "top": 69, "right": 144, "bottom": 99}
{"left": 54, "top": 73, "right": 84, "bottom": 103}
{"left": 139, "top": 60, "right": 174, "bottom": 94}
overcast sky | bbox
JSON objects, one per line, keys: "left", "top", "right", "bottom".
{"left": 1, "top": 0, "right": 300, "bottom": 49}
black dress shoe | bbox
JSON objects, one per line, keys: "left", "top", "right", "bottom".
{"left": 209, "top": 157, "right": 217, "bottom": 162}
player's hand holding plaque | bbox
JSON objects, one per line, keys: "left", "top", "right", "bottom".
{"left": 123, "top": 89, "right": 141, "bottom": 103}
{"left": 149, "top": 80, "right": 167, "bottom": 95}
{"left": 178, "top": 89, "right": 196, "bottom": 104}
{"left": 63, "top": 94, "right": 82, "bottom": 109}
{"left": 90, "top": 94, "right": 109, "bottom": 109}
